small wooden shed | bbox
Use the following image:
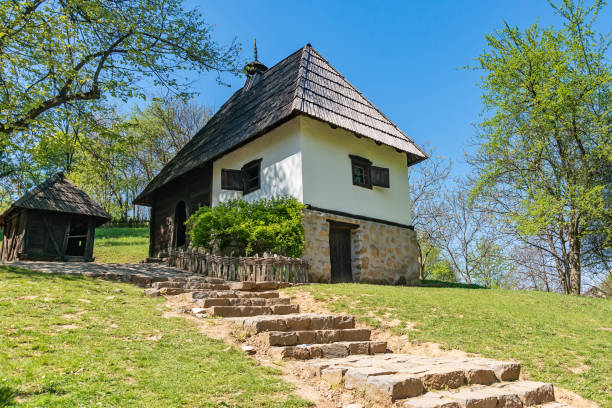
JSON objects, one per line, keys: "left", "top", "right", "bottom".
{"left": 0, "top": 173, "right": 111, "bottom": 262}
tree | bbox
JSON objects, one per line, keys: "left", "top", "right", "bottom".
{"left": 433, "top": 188, "right": 504, "bottom": 285}
{"left": 0, "top": 0, "right": 239, "bottom": 142}
{"left": 409, "top": 144, "right": 452, "bottom": 280}
{"left": 470, "top": 0, "right": 612, "bottom": 294}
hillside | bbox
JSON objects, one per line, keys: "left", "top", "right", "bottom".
{"left": 287, "top": 284, "right": 612, "bottom": 407}
{"left": 0, "top": 265, "right": 308, "bottom": 407}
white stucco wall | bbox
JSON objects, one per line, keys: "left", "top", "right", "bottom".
{"left": 212, "top": 116, "right": 412, "bottom": 226}
{"left": 212, "top": 119, "right": 303, "bottom": 206}
{"left": 300, "top": 116, "right": 412, "bottom": 225}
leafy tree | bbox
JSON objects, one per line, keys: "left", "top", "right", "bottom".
{"left": 470, "top": 0, "right": 612, "bottom": 294}
{"left": 0, "top": 0, "right": 239, "bottom": 143}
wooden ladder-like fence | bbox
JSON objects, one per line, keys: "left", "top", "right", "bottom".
{"left": 167, "top": 248, "right": 309, "bottom": 283}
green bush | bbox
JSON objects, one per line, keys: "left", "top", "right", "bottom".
{"left": 186, "top": 197, "right": 306, "bottom": 258}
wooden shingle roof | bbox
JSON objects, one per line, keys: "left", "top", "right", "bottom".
{"left": 0, "top": 173, "right": 111, "bottom": 225}
{"left": 134, "top": 44, "right": 427, "bottom": 205}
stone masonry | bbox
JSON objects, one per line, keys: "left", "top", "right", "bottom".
{"left": 302, "top": 208, "right": 420, "bottom": 284}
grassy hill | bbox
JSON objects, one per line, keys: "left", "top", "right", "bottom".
{"left": 94, "top": 227, "right": 149, "bottom": 263}
{"left": 287, "top": 284, "right": 612, "bottom": 407}
{"left": 0, "top": 265, "right": 308, "bottom": 407}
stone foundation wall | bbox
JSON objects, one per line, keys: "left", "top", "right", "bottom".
{"left": 302, "top": 209, "right": 420, "bottom": 285}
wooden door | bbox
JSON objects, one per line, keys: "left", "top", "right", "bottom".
{"left": 329, "top": 225, "right": 353, "bottom": 283}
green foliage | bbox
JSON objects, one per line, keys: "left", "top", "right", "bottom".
{"left": 471, "top": 0, "right": 612, "bottom": 294}
{"left": 288, "top": 284, "right": 612, "bottom": 406}
{"left": 0, "top": 266, "right": 308, "bottom": 407}
{"left": 0, "top": 0, "right": 239, "bottom": 139}
{"left": 428, "top": 259, "right": 459, "bottom": 283}
{"left": 187, "top": 197, "right": 306, "bottom": 258}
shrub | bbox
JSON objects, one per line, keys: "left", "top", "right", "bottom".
{"left": 186, "top": 197, "right": 306, "bottom": 258}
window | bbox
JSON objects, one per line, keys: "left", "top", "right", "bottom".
{"left": 349, "top": 155, "right": 390, "bottom": 189}
{"left": 221, "top": 158, "right": 262, "bottom": 195}
{"left": 241, "top": 159, "right": 262, "bottom": 194}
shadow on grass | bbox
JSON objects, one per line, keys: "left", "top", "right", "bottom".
{"left": 0, "top": 386, "right": 16, "bottom": 407}
{"left": 0, "top": 265, "right": 88, "bottom": 282}
{"left": 420, "top": 279, "right": 486, "bottom": 289}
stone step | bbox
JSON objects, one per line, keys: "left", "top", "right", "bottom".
{"left": 210, "top": 304, "right": 299, "bottom": 317}
{"left": 398, "top": 381, "right": 555, "bottom": 407}
{"left": 267, "top": 328, "right": 371, "bottom": 346}
{"left": 270, "top": 340, "right": 387, "bottom": 360}
{"left": 306, "top": 354, "right": 522, "bottom": 401}
{"left": 152, "top": 281, "right": 231, "bottom": 291}
{"left": 191, "top": 290, "right": 280, "bottom": 300}
{"left": 228, "top": 313, "right": 356, "bottom": 333}
{"left": 196, "top": 297, "right": 291, "bottom": 307}
{"left": 228, "top": 281, "right": 292, "bottom": 291}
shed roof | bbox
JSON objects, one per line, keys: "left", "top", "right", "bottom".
{"left": 134, "top": 44, "right": 427, "bottom": 205}
{"left": 0, "top": 172, "right": 111, "bottom": 225}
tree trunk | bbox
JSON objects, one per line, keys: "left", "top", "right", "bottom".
{"left": 569, "top": 234, "right": 581, "bottom": 295}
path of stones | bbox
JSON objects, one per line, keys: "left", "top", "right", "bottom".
{"left": 6, "top": 261, "right": 576, "bottom": 408}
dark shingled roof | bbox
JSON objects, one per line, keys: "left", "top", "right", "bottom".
{"left": 0, "top": 172, "right": 111, "bottom": 225}
{"left": 134, "top": 44, "right": 427, "bottom": 205}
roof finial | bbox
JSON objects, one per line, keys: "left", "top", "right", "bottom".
{"left": 254, "top": 38, "right": 258, "bottom": 61}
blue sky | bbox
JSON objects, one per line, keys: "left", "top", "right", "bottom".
{"left": 148, "top": 0, "right": 612, "bottom": 175}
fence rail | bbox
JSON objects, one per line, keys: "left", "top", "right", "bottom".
{"left": 167, "top": 248, "right": 309, "bottom": 283}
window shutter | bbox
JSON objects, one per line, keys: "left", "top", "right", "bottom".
{"left": 371, "top": 166, "right": 390, "bottom": 188}
{"left": 221, "top": 169, "right": 243, "bottom": 191}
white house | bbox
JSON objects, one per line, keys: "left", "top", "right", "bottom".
{"left": 135, "top": 44, "right": 427, "bottom": 284}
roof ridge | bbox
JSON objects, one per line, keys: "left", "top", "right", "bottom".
{"left": 291, "top": 44, "right": 312, "bottom": 112}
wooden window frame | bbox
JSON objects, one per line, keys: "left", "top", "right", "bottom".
{"left": 349, "top": 155, "right": 372, "bottom": 189}
{"left": 221, "top": 158, "right": 262, "bottom": 195}
{"left": 349, "top": 155, "right": 390, "bottom": 189}
{"left": 241, "top": 158, "right": 262, "bottom": 195}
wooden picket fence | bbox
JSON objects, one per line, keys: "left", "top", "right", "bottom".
{"left": 167, "top": 248, "right": 309, "bottom": 283}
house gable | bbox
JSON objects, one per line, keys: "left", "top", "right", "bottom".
{"left": 134, "top": 44, "right": 427, "bottom": 206}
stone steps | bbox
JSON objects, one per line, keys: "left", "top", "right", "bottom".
{"left": 195, "top": 297, "right": 291, "bottom": 307}
{"left": 398, "top": 381, "right": 555, "bottom": 407}
{"left": 152, "top": 281, "right": 231, "bottom": 291}
{"left": 228, "top": 313, "right": 356, "bottom": 332}
{"left": 209, "top": 304, "right": 299, "bottom": 317}
{"left": 191, "top": 290, "right": 280, "bottom": 299}
{"left": 270, "top": 340, "right": 387, "bottom": 360}
{"left": 267, "top": 328, "right": 371, "bottom": 346}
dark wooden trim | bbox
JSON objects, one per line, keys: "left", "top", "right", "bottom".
{"left": 349, "top": 155, "right": 372, "bottom": 189}
{"left": 306, "top": 205, "right": 414, "bottom": 230}
{"left": 326, "top": 219, "right": 359, "bottom": 229}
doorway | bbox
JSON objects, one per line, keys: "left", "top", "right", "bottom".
{"left": 173, "top": 201, "right": 187, "bottom": 248}
{"left": 65, "top": 217, "right": 88, "bottom": 256}
{"left": 329, "top": 222, "right": 354, "bottom": 283}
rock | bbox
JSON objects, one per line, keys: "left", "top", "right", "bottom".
{"left": 421, "top": 368, "right": 466, "bottom": 390}
{"left": 191, "top": 307, "right": 206, "bottom": 314}
{"left": 241, "top": 345, "right": 256, "bottom": 355}
{"left": 321, "top": 367, "right": 347, "bottom": 385}
{"left": 365, "top": 374, "right": 425, "bottom": 402}
{"left": 143, "top": 288, "right": 160, "bottom": 297}
{"left": 491, "top": 362, "right": 521, "bottom": 381}
{"left": 268, "top": 331, "right": 298, "bottom": 346}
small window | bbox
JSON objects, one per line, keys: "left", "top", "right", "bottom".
{"left": 221, "top": 158, "right": 262, "bottom": 195}
{"left": 349, "top": 155, "right": 390, "bottom": 189}
{"left": 350, "top": 155, "right": 372, "bottom": 189}
{"left": 241, "top": 159, "right": 262, "bottom": 194}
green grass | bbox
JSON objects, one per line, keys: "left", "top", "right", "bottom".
{"left": 287, "top": 284, "right": 612, "bottom": 407}
{"left": 94, "top": 227, "right": 149, "bottom": 263}
{"left": 0, "top": 266, "right": 310, "bottom": 408}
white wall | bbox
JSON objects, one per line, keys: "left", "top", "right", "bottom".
{"left": 212, "top": 119, "right": 303, "bottom": 206}
{"left": 300, "top": 116, "right": 412, "bottom": 225}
